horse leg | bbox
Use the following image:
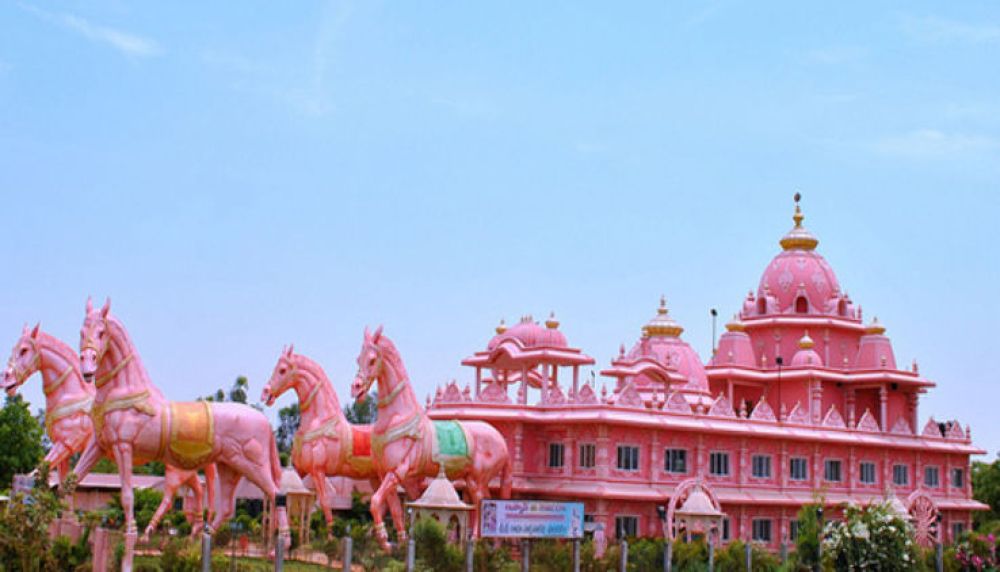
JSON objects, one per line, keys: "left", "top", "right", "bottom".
{"left": 187, "top": 474, "right": 206, "bottom": 537}
{"left": 208, "top": 464, "right": 241, "bottom": 534}
{"left": 312, "top": 469, "right": 335, "bottom": 535}
{"left": 112, "top": 443, "right": 136, "bottom": 572}
{"left": 69, "top": 438, "right": 103, "bottom": 487}
{"left": 465, "top": 477, "right": 484, "bottom": 539}
{"left": 384, "top": 483, "right": 407, "bottom": 543}
{"left": 144, "top": 478, "right": 176, "bottom": 543}
{"left": 204, "top": 463, "right": 218, "bottom": 525}
{"left": 370, "top": 471, "right": 402, "bottom": 551}
{"left": 44, "top": 441, "right": 70, "bottom": 478}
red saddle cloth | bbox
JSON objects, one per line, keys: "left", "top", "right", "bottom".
{"left": 352, "top": 427, "right": 372, "bottom": 458}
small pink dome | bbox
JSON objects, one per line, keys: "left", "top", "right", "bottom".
{"left": 712, "top": 316, "right": 755, "bottom": 367}
{"left": 487, "top": 315, "right": 568, "bottom": 350}
{"left": 854, "top": 317, "right": 897, "bottom": 370}
{"left": 624, "top": 299, "right": 709, "bottom": 395}
{"left": 790, "top": 332, "right": 824, "bottom": 367}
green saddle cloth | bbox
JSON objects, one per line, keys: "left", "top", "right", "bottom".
{"left": 433, "top": 420, "right": 469, "bottom": 458}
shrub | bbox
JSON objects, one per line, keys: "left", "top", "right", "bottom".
{"left": 822, "top": 502, "right": 919, "bottom": 571}
{"left": 714, "top": 540, "right": 781, "bottom": 572}
{"left": 412, "top": 517, "right": 463, "bottom": 572}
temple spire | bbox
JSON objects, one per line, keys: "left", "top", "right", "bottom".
{"left": 779, "top": 192, "right": 819, "bottom": 251}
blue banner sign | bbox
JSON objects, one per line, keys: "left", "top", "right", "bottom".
{"left": 480, "top": 500, "right": 584, "bottom": 539}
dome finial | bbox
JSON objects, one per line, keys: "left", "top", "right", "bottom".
{"left": 780, "top": 193, "right": 819, "bottom": 251}
{"left": 496, "top": 318, "right": 507, "bottom": 334}
{"left": 658, "top": 295, "right": 668, "bottom": 315}
{"left": 545, "top": 311, "right": 560, "bottom": 329}
{"left": 643, "top": 296, "right": 684, "bottom": 337}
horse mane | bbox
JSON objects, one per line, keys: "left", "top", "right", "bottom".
{"left": 375, "top": 335, "right": 409, "bottom": 382}
{"left": 102, "top": 314, "right": 161, "bottom": 398}
{"left": 293, "top": 354, "right": 341, "bottom": 409}
{"left": 36, "top": 331, "right": 80, "bottom": 369}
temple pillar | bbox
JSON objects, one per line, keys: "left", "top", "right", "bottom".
{"left": 738, "top": 439, "right": 748, "bottom": 486}
{"left": 565, "top": 428, "right": 574, "bottom": 479}
{"left": 597, "top": 426, "right": 610, "bottom": 479}
{"left": 879, "top": 385, "right": 888, "bottom": 432}
{"left": 696, "top": 435, "right": 705, "bottom": 478}
{"left": 779, "top": 443, "right": 788, "bottom": 490}
{"left": 909, "top": 392, "right": 920, "bottom": 435}
{"left": 812, "top": 445, "right": 821, "bottom": 490}
{"left": 811, "top": 379, "right": 823, "bottom": 425}
{"left": 514, "top": 424, "right": 524, "bottom": 473}
{"left": 541, "top": 364, "right": 549, "bottom": 405}
{"left": 520, "top": 366, "right": 528, "bottom": 405}
{"left": 572, "top": 366, "right": 579, "bottom": 398}
{"left": 846, "top": 388, "right": 856, "bottom": 429}
{"left": 650, "top": 432, "right": 660, "bottom": 485}
{"left": 848, "top": 447, "right": 856, "bottom": 494}
{"left": 475, "top": 367, "right": 482, "bottom": 399}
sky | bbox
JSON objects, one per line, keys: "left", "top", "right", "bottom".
{"left": 1, "top": 2, "right": 998, "bottom": 455}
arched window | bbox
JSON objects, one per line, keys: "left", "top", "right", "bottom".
{"left": 757, "top": 297, "right": 768, "bottom": 315}
{"left": 795, "top": 296, "right": 809, "bottom": 314}
{"left": 837, "top": 299, "right": 847, "bottom": 316}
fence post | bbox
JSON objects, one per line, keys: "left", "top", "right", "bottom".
{"left": 342, "top": 535, "right": 353, "bottom": 572}
{"left": 708, "top": 535, "right": 715, "bottom": 572}
{"left": 465, "top": 537, "right": 475, "bottom": 572}
{"left": 407, "top": 537, "right": 415, "bottom": 572}
{"left": 572, "top": 538, "right": 581, "bottom": 572}
{"left": 620, "top": 539, "right": 628, "bottom": 572}
{"left": 936, "top": 541, "right": 943, "bottom": 572}
{"left": 521, "top": 539, "right": 530, "bottom": 572}
{"left": 664, "top": 538, "right": 672, "bottom": 572}
{"left": 744, "top": 541, "right": 752, "bottom": 571}
{"left": 201, "top": 530, "right": 212, "bottom": 572}
{"left": 780, "top": 540, "right": 787, "bottom": 563}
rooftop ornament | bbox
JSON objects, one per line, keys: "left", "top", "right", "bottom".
{"left": 779, "top": 192, "right": 819, "bottom": 251}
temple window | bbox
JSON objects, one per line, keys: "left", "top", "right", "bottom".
{"left": 952, "top": 522, "right": 966, "bottom": 541}
{"left": 615, "top": 515, "right": 639, "bottom": 538}
{"left": 617, "top": 445, "right": 640, "bottom": 472}
{"left": 789, "top": 520, "right": 800, "bottom": 541}
{"left": 838, "top": 299, "right": 847, "bottom": 316}
{"left": 709, "top": 452, "right": 730, "bottom": 476}
{"left": 892, "top": 464, "right": 909, "bottom": 486}
{"left": 789, "top": 457, "right": 808, "bottom": 481}
{"left": 925, "top": 466, "right": 940, "bottom": 488}
{"left": 824, "top": 459, "right": 843, "bottom": 482}
{"left": 548, "top": 443, "right": 565, "bottom": 469}
{"left": 952, "top": 468, "right": 965, "bottom": 488}
{"left": 757, "top": 297, "right": 768, "bottom": 314}
{"left": 751, "top": 455, "right": 772, "bottom": 479}
{"left": 578, "top": 443, "right": 596, "bottom": 469}
{"left": 795, "top": 296, "right": 809, "bottom": 314}
{"left": 722, "top": 517, "right": 731, "bottom": 541}
{"left": 752, "top": 519, "right": 773, "bottom": 543}
{"left": 664, "top": 449, "right": 687, "bottom": 474}
{"left": 859, "top": 462, "right": 877, "bottom": 484}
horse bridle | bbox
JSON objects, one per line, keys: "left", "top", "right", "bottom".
{"left": 8, "top": 338, "right": 41, "bottom": 384}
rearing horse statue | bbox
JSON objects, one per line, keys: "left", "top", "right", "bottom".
{"left": 261, "top": 346, "right": 381, "bottom": 531}
{"left": 0, "top": 324, "right": 217, "bottom": 541}
{"left": 71, "top": 299, "right": 290, "bottom": 572}
{"left": 351, "top": 326, "right": 512, "bottom": 550}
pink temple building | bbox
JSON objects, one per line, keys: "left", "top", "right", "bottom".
{"left": 428, "top": 198, "right": 986, "bottom": 549}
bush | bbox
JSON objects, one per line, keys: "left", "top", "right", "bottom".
{"left": 51, "top": 531, "right": 93, "bottom": 570}
{"left": 954, "top": 530, "right": 999, "bottom": 570}
{"left": 822, "top": 502, "right": 919, "bottom": 571}
{"left": 473, "top": 540, "right": 516, "bottom": 572}
{"left": 412, "top": 517, "right": 463, "bottom": 572}
{"left": 714, "top": 540, "right": 781, "bottom": 572}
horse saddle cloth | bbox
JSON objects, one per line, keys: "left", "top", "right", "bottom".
{"left": 168, "top": 401, "right": 215, "bottom": 470}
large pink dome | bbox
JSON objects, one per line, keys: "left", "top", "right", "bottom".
{"left": 749, "top": 198, "right": 855, "bottom": 318}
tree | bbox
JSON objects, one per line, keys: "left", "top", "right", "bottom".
{"left": 344, "top": 391, "right": 378, "bottom": 424}
{"left": 0, "top": 395, "right": 45, "bottom": 488}
{"left": 0, "top": 463, "right": 69, "bottom": 571}
{"left": 973, "top": 455, "right": 1000, "bottom": 527}
{"left": 275, "top": 402, "right": 300, "bottom": 458}
{"left": 228, "top": 376, "right": 249, "bottom": 404}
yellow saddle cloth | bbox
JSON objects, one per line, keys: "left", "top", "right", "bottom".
{"left": 168, "top": 402, "right": 215, "bottom": 470}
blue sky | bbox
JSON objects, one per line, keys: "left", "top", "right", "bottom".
{"left": 1, "top": 2, "right": 998, "bottom": 454}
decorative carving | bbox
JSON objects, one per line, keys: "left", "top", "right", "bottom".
{"left": 708, "top": 393, "right": 736, "bottom": 418}
{"left": 614, "top": 381, "right": 643, "bottom": 408}
{"left": 575, "top": 384, "right": 598, "bottom": 405}
{"left": 822, "top": 404, "right": 846, "bottom": 428}
{"left": 440, "top": 381, "right": 466, "bottom": 404}
{"left": 855, "top": 409, "right": 879, "bottom": 432}
{"left": 946, "top": 420, "right": 965, "bottom": 440}
{"left": 478, "top": 382, "right": 511, "bottom": 404}
{"left": 547, "top": 383, "right": 566, "bottom": 406}
{"left": 749, "top": 398, "right": 775, "bottom": 422}
{"left": 664, "top": 391, "right": 692, "bottom": 415}
{"left": 921, "top": 418, "right": 941, "bottom": 438}
{"left": 908, "top": 492, "right": 939, "bottom": 548}
{"left": 786, "top": 401, "right": 809, "bottom": 425}
{"left": 889, "top": 416, "right": 912, "bottom": 435}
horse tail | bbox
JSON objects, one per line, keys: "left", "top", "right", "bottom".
{"left": 500, "top": 448, "right": 513, "bottom": 500}
{"left": 268, "top": 428, "right": 282, "bottom": 494}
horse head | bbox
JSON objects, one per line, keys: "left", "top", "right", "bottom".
{"left": 262, "top": 345, "right": 298, "bottom": 407}
{"left": 79, "top": 297, "right": 112, "bottom": 383}
{"left": 2, "top": 323, "right": 43, "bottom": 396}
{"left": 352, "top": 325, "right": 385, "bottom": 402}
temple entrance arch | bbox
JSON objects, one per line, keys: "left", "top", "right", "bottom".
{"left": 665, "top": 478, "right": 725, "bottom": 542}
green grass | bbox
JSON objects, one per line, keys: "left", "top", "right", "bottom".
{"left": 134, "top": 555, "right": 334, "bottom": 571}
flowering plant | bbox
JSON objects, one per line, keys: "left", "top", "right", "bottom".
{"left": 821, "top": 502, "right": 919, "bottom": 571}
{"left": 955, "top": 532, "right": 998, "bottom": 571}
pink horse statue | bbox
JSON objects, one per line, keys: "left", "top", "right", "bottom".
{"left": 351, "top": 326, "right": 512, "bottom": 550}
{"left": 71, "top": 299, "right": 290, "bottom": 572}
{"left": 0, "top": 324, "right": 217, "bottom": 541}
{"left": 261, "top": 346, "right": 381, "bottom": 531}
